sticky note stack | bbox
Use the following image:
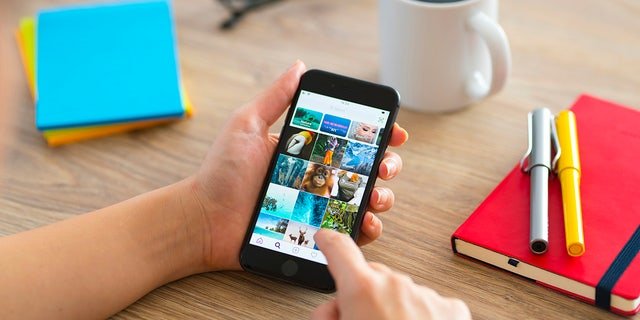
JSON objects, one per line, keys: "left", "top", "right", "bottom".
{"left": 15, "top": 0, "right": 193, "bottom": 146}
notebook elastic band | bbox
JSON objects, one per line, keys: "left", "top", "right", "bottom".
{"left": 595, "top": 225, "right": 640, "bottom": 310}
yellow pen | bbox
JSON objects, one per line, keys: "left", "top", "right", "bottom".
{"left": 555, "top": 110, "right": 585, "bottom": 256}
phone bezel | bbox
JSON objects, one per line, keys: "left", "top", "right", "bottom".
{"left": 239, "top": 69, "right": 400, "bottom": 293}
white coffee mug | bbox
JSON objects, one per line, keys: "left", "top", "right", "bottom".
{"left": 379, "top": 0, "right": 511, "bottom": 112}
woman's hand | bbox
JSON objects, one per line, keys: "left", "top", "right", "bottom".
{"left": 0, "top": 60, "right": 411, "bottom": 319}
{"left": 312, "top": 230, "right": 471, "bottom": 320}
{"left": 190, "top": 61, "right": 409, "bottom": 271}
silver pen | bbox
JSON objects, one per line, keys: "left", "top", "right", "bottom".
{"left": 520, "top": 108, "right": 560, "bottom": 254}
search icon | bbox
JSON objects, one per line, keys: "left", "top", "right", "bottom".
{"left": 275, "top": 242, "right": 281, "bottom": 249}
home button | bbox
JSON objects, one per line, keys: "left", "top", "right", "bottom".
{"left": 281, "top": 260, "right": 298, "bottom": 277}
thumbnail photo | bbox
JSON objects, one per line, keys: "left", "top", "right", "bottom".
{"left": 270, "top": 154, "right": 307, "bottom": 189}
{"left": 348, "top": 121, "right": 379, "bottom": 144}
{"left": 331, "top": 170, "right": 368, "bottom": 205}
{"left": 291, "top": 107, "right": 322, "bottom": 130}
{"left": 291, "top": 191, "right": 330, "bottom": 227}
{"left": 320, "top": 114, "right": 351, "bottom": 137}
{"left": 309, "top": 134, "right": 347, "bottom": 168}
{"left": 299, "top": 163, "right": 337, "bottom": 197}
{"left": 340, "top": 141, "right": 378, "bottom": 175}
{"left": 376, "top": 127, "right": 385, "bottom": 146}
{"left": 282, "top": 126, "right": 317, "bottom": 160}
{"left": 321, "top": 199, "right": 359, "bottom": 235}
{"left": 261, "top": 183, "right": 299, "bottom": 219}
{"left": 284, "top": 221, "right": 320, "bottom": 249}
{"left": 254, "top": 213, "right": 289, "bottom": 241}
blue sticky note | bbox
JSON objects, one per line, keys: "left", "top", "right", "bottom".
{"left": 35, "top": 0, "right": 184, "bottom": 130}
{"left": 320, "top": 114, "right": 350, "bottom": 137}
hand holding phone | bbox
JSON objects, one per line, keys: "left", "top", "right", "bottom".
{"left": 191, "top": 61, "right": 406, "bottom": 275}
{"left": 239, "top": 68, "right": 402, "bottom": 291}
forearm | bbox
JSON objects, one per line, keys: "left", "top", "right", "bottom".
{"left": 0, "top": 177, "right": 207, "bottom": 319}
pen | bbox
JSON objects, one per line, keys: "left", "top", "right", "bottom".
{"left": 520, "top": 108, "right": 559, "bottom": 254}
{"left": 555, "top": 110, "right": 585, "bottom": 257}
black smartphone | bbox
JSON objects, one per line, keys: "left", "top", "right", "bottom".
{"left": 239, "top": 69, "right": 400, "bottom": 292}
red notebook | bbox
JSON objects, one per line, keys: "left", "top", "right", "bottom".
{"left": 452, "top": 95, "right": 640, "bottom": 316}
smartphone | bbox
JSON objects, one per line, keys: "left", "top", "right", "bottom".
{"left": 239, "top": 69, "right": 400, "bottom": 292}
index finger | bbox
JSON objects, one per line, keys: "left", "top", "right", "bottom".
{"left": 314, "top": 229, "right": 371, "bottom": 287}
{"left": 389, "top": 123, "right": 409, "bottom": 147}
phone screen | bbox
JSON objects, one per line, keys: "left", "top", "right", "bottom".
{"left": 248, "top": 90, "right": 390, "bottom": 264}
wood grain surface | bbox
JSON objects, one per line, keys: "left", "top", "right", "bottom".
{"left": 1, "top": 0, "right": 639, "bottom": 319}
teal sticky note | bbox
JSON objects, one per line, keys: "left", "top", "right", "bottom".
{"left": 35, "top": 0, "right": 184, "bottom": 130}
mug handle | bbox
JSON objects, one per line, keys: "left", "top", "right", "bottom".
{"left": 465, "top": 12, "right": 511, "bottom": 100}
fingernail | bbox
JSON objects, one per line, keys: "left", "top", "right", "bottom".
{"left": 376, "top": 188, "right": 389, "bottom": 206}
{"left": 370, "top": 213, "right": 379, "bottom": 226}
{"left": 289, "top": 59, "right": 301, "bottom": 70}
{"left": 402, "top": 128, "right": 409, "bottom": 142}
{"left": 384, "top": 158, "right": 397, "bottom": 178}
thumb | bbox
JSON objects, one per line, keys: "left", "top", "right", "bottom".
{"left": 310, "top": 299, "right": 339, "bottom": 320}
{"left": 242, "top": 60, "right": 306, "bottom": 128}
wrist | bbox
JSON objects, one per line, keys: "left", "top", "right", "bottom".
{"left": 168, "top": 176, "right": 214, "bottom": 275}
{"left": 187, "top": 172, "right": 247, "bottom": 272}
{"left": 143, "top": 176, "right": 215, "bottom": 282}
{"left": 180, "top": 174, "right": 241, "bottom": 272}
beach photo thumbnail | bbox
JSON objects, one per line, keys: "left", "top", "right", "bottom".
{"left": 254, "top": 213, "right": 289, "bottom": 241}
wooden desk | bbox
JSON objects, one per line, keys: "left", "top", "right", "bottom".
{"left": 1, "top": 0, "right": 638, "bottom": 319}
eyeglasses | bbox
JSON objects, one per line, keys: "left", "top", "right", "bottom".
{"left": 216, "top": 0, "right": 282, "bottom": 30}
